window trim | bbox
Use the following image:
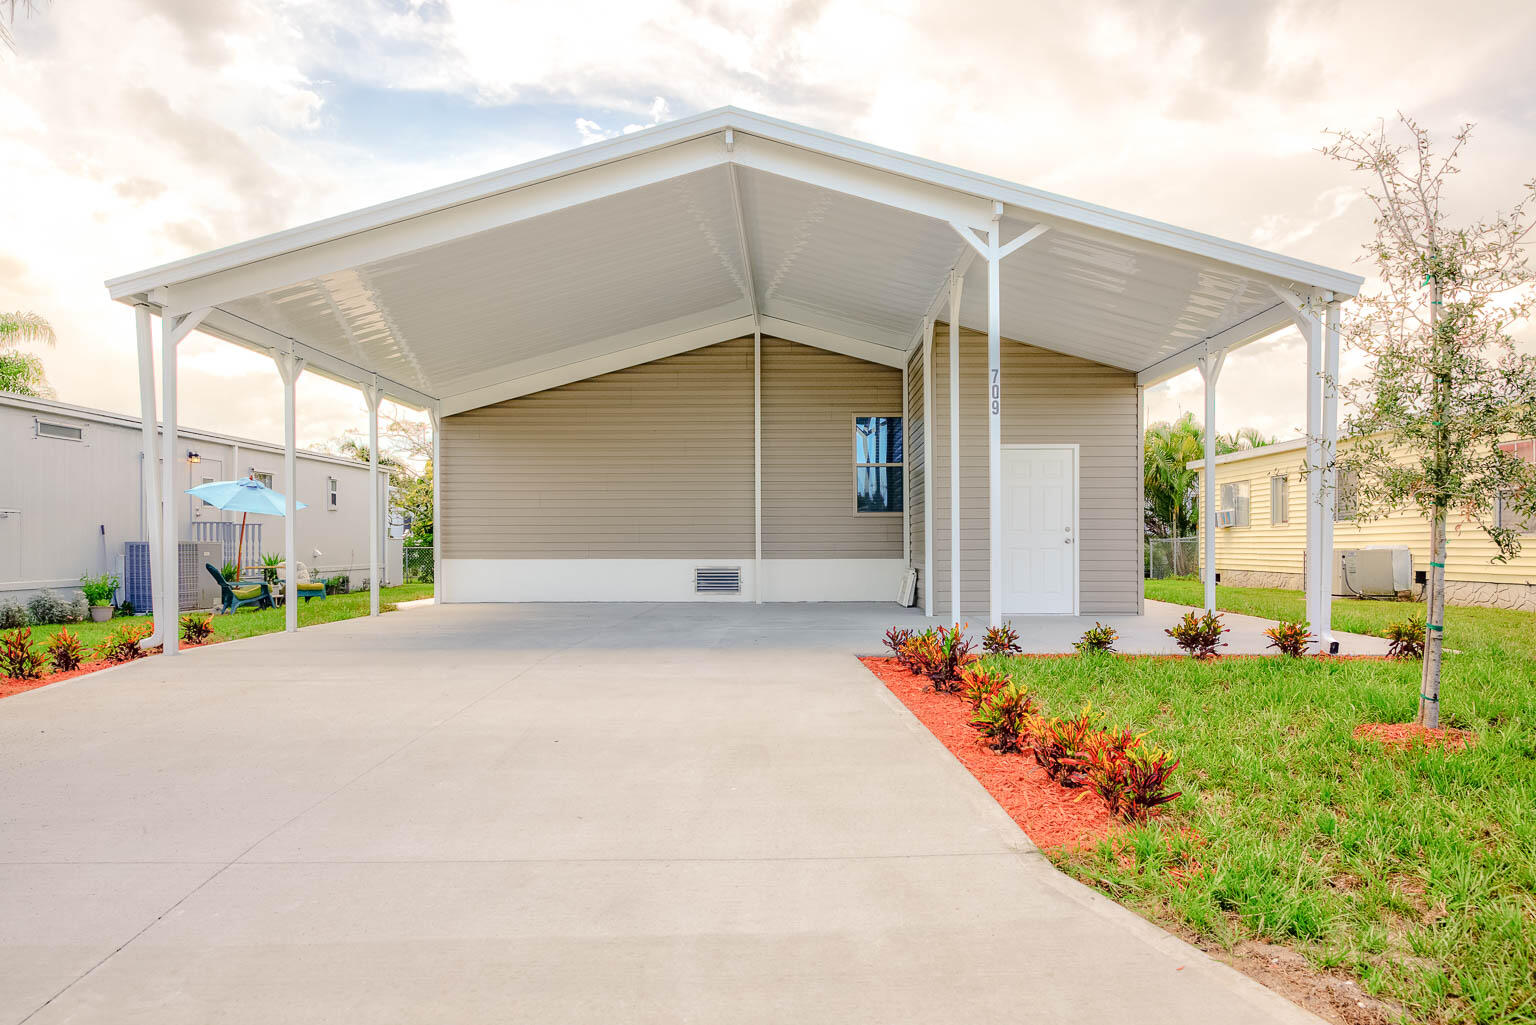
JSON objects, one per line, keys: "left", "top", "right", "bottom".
{"left": 1218, "top": 479, "right": 1251, "bottom": 528}
{"left": 35, "top": 419, "right": 85, "bottom": 443}
{"left": 852, "top": 413, "right": 904, "bottom": 516}
{"left": 252, "top": 470, "right": 274, "bottom": 489}
{"left": 327, "top": 476, "right": 339, "bottom": 511}
{"left": 1269, "top": 475, "right": 1289, "bottom": 525}
{"left": 1334, "top": 467, "right": 1359, "bottom": 522}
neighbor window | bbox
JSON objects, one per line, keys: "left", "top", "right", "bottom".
{"left": 35, "top": 419, "right": 84, "bottom": 442}
{"left": 1335, "top": 468, "right": 1360, "bottom": 522}
{"left": 854, "top": 415, "right": 903, "bottom": 513}
{"left": 1218, "top": 480, "right": 1250, "bottom": 527}
{"left": 1495, "top": 439, "right": 1536, "bottom": 534}
{"left": 327, "top": 477, "right": 338, "bottom": 510}
{"left": 1269, "top": 476, "right": 1289, "bottom": 525}
{"left": 252, "top": 471, "right": 274, "bottom": 489}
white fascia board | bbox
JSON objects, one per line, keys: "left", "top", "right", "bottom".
{"left": 440, "top": 314, "right": 757, "bottom": 414}
{"left": 757, "top": 316, "right": 906, "bottom": 368}
{"left": 1136, "top": 302, "right": 1296, "bottom": 387}
{"left": 136, "top": 138, "right": 732, "bottom": 316}
{"left": 193, "top": 307, "right": 437, "bottom": 409}
{"left": 1185, "top": 436, "right": 1309, "bottom": 471}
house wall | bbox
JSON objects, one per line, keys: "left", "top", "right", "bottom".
{"left": 906, "top": 344, "right": 926, "bottom": 609}
{"left": 928, "top": 326, "right": 1141, "bottom": 618}
{"left": 439, "top": 336, "right": 906, "bottom": 602}
{"left": 1195, "top": 438, "right": 1536, "bottom": 610}
{"left": 0, "top": 395, "right": 390, "bottom": 604}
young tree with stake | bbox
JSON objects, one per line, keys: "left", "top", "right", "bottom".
{"left": 1323, "top": 116, "right": 1536, "bottom": 728}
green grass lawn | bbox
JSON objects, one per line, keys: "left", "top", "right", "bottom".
{"left": 979, "top": 583, "right": 1536, "bottom": 1024}
{"left": 22, "top": 583, "right": 434, "bottom": 650}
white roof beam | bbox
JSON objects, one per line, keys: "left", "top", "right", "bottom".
{"left": 757, "top": 316, "right": 906, "bottom": 369}
{"left": 147, "top": 137, "right": 731, "bottom": 316}
{"left": 726, "top": 162, "right": 759, "bottom": 322}
{"left": 1136, "top": 302, "right": 1296, "bottom": 387}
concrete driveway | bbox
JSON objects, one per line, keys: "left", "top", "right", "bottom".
{"left": 0, "top": 603, "right": 1321, "bottom": 1024}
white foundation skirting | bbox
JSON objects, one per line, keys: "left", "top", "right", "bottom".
{"left": 442, "top": 558, "right": 907, "bottom": 603}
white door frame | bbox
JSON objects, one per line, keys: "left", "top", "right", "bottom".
{"left": 999, "top": 443, "right": 1080, "bottom": 616}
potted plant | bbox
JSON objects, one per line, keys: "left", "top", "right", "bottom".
{"left": 79, "top": 573, "right": 119, "bottom": 622}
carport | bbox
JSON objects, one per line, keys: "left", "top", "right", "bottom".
{"left": 106, "top": 107, "right": 1360, "bottom": 648}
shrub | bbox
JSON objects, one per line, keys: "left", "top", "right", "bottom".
{"left": 46, "top": 628, "right": 87, "bottom": 672}
{"left": 982, "top": 623, "right": 1021, "bottom": 656}
{"left": 1384, "top": 618, "right": 1426, "bottom": 659}
{"left": 960, "top": 664, "right": 1009, "bottom": 710}
{"left": 1073, "top": 727, "right": 1142, "bottom": 815}
{"left": 1074, "top": 622, "right": 1118, "bottom": 654}
{"left": 924, "top": 623, "right": 974, "bottom": 693}
{"left": 0, "top": 598, "right": 31, "bottom": 629}
{"left": 325, "top": 573, "right": 348, "bottom": 595}
{"left": 69, "top": 597, "right": 89, "bottom": 622}
{"left": 882, "top": 627, "right": 914, "bottom": 660}
{"left": 898, "top": 629, "right": 939, "bottom": 676}
{"left": 27, "top": 589, "right": 80, "bottom": 625}
{"left": 1, "top": 628, "right": 47, "bottom": 680}
{"left": 972, "top": 682, "right": 1038, "bottom": 753}
{"left": 97, "top": 622, "right": 154, "bottom": 663}
{"left": 1119, "top": 745, "right": 1183, "bottom": 821}
{"left": 1166, "top": 610, "right": 1227, "bottom": 658}
{"left": 1033, "top": 706, "right": 1104, "bottom": 786}
{"left": 78, "top": 573, "right": 118, "bottom": 608}
{"left": 180, "top": 613, "right": 214, "bottom": 645}
{"left": 1264, "top": 620, "right": 1313, "bottom": 657}
{"left": 261, "top": 552, "right": 283, "bottom": 587}
{"left": 220, "top": 561, "right": 239, "bottom": 582}
{"left": 117, "top": 600, "right": 135, "bottom": 617}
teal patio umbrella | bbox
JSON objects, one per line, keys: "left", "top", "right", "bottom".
{"left": 185, "top": 477, "right": 307, "bottom": 577}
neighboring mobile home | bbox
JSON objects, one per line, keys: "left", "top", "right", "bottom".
{"left": 0, "top": 393, "right": 399, "bottom": 607}
{"left": 1194, "top": 436, "right": 1536, "bottom": 611}
{"left": 106, "top": 107, "right": 1363, "bottom": 642}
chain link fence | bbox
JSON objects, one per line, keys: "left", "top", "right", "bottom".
{"left": 1146, "top": 536, "right": 1200, "bottom": 580}
{"left": 403, "top": 545, "right": 434, "bottom": 583}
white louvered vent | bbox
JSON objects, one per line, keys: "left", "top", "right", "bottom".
{"left": 694, "top": 566, "right": 741, "bottom": 594}
{"left": 36, "top": 420, "right": 84, "bottom": 442}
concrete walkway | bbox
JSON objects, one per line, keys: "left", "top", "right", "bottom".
{"left": 0, "top": 603, "right": 1323, "bottom": 1024}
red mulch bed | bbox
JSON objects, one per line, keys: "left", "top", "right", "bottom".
{"left": 1, "top": 640, "right": 207, "bottom": 700}
{"left": 861, "top": 656, "right": 1115, "bottom": 851}
{"left": 1353, "top": 722, "right": 1475, "bottom": 751}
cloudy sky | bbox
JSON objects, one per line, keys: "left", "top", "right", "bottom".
{"left": 2, "top": 0, "right": 1533, "bottom": 453}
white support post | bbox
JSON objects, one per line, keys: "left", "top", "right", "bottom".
{"left": 1303, "top": 310, "right": 1326, "bottom": 645}
{"left": 159, "top": 316, "right": 180, "bottom": 653}
{"left": 985, "top": 222, "right": 1003, "bottom": 629}
{"left": 947, "top": 272, "right": 963, "bottom": 621}
{"left": 272, "top": 352, "right": 304, "bottom": 633}
{"left": 1196, "top": 350, "right": 1225, "bottom": 613}
{"left": 1136, "top": 383, "right": 1146, "bottom": 614}
{"left": 134, "top": 304, "right": 165, "bottom": 650}
{"left": 754, "top": 328, "right": 763, "bottom": 603}
{"left": 430, "top": 404, "right": 442, "bottom": 603}
{"left": 364, "top": 379, "right": 383, "bottom": 617}
{"left": 921, "top": 318, "right": 935, "bottom": 617}
{"left": 1318, "top": 300, "right": 1342, "bottom": 649}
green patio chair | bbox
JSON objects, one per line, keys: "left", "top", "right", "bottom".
{"left": 206, "top": 563, "right": 273, "bottom": 613}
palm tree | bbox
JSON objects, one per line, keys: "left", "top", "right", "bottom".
{"left": 1143, "top": 414, "right": 1276, "bottom": 575}
{"left": 0, "top": 310, "right": 56, "bottom": 397}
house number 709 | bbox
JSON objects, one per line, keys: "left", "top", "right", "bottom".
{"left": 990, "top": 368, "right": 1000, "bottom": 414}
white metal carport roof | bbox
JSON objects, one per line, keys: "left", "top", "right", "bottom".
{"left": 105, "top": 106, "right": 1362, "bottom": 416}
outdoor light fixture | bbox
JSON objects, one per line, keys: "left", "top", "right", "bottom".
{"left": 186, "top": 450, "right": 200, "bottom": 463}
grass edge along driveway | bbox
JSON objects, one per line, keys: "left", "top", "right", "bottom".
{"left": 985, "top": 581, "right": 1535, "bottom": 1025}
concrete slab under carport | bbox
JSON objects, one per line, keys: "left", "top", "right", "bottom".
{"left": 0, "top": 602, "right": 1328, "bottom": 1024}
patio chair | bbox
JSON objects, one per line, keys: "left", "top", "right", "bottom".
{"left": 295, "top": 561, "right": 327, "bottom": 603}
{"left": 206, "top": 563, "right": 273, "bottom": 613}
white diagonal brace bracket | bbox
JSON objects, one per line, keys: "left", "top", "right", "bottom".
{"left": 997, "top": 224, "right": 1050, "bottom": 260}
{"left": 164, "top": 307, "right": 211, "bottom": 347}
{"left": 950, "top": 222, "right": 988, "bottom": 259}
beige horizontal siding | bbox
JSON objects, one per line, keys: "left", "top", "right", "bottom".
{"left": 441, "top": 338, "right": 755, "bottom": 558}
{"left": 1197, "top": 440, "right": 1536, "bottom": 585}
{"left": 931, "top": 326, "right": 1140, "bottom": 617}
{"left": 760, "top": 339, "right": 903, "bottom": 559}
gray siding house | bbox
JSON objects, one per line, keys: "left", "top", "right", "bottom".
{"left": 107, "top": 107, "right": 1361, "bottom": 641}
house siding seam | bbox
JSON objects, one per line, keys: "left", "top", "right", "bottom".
{"left": 931, "top": 325, "right": 1140, "bottom": 618}
{"left": 760, "top": 338, "right": 903, "bottom": 559}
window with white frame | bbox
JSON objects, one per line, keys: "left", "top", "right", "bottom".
{"left": 252, "top": 471, "right": 274, "bottom": 489}
{"left": 1269, "top": 476, "right": 1289, "bottom": 525}
{"left": 1496, "top": 439, "right": 1536, "bottom": 534}
{"left": 854, "top": 415, "right": 903, "bottom": 513}
{"left": 327, "top": 476, "right": 338, "bottom": 510}
{"left": 35, "top": 419, "right": 84, "bottom": 442}
{"left": 1218, "top": 480, "right": 1250, "bottom": 527}
{"left": 1335, "top": 468, "right": 1360, "bottom": 522}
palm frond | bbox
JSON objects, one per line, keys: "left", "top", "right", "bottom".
{"left": 0, "top": 310, "right": 57, "bottom": 348}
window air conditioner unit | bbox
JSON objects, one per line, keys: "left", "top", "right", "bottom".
{"left": 1215, "top": 509, "right": 1236, "bottom": 528}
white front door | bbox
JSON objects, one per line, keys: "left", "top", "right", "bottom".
{"left": 1001, "top": 446, "right": 1077, "bottom": 614}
